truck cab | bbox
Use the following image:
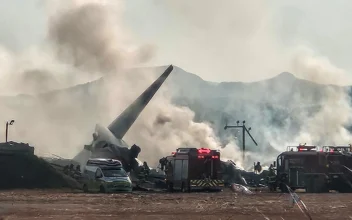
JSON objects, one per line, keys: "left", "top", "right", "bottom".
{"left": 270, "top": 144, "right": 352, "bottom": 193}
{"left": 273, "top": 145, "right": 328, "bottom": 192}
{"left": 82, "top": 158, "right": 132, "bottom": 193}
{"left": 323, "top": 146, "right": 352, "bottom": 193}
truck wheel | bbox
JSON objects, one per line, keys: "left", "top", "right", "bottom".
{"left": 268, "top": 184, "right": 274, "bottom": 192}
{"left": 181, "top": 182, "right": 186, "bottom": 193}
{"left": 168, "top": 182, "right": 174, "bottom": 193}
{"left": 83, "top": 184, "right": 88, "bottom": 193}
{"left": 99, "top": 185, "right": 106, "bottom": 193}
{"left": 279, "top": 183, "right": 288, "bottom": 193}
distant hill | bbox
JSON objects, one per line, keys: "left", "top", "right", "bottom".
{"left": 154, "top": 66, "right": 352, "bottom": 154}
{"left": 1, "top": 65, "right": 351, "bottom": 161}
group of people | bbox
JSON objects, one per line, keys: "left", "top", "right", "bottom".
{"left": 63, "top": 164, "right": 81, "bottom": 178}
{"left": 253, "top": 161, "right": 275, "bottom": 175}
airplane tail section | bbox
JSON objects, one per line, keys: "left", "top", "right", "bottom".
{"left": 108, "top": 65, "right": 174, "bottom": 139}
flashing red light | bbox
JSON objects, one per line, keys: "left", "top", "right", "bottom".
{"left": 198, "top": 148, "right": 211, "bottom": 154}
{"left": 171, "top": 152, "right": 176, "bottom": 155}
{"left": 198, "top": 155, "right": 204, "bottom": 159}
{"left": 212, "top": 156, "right": 219, "bottom": 159}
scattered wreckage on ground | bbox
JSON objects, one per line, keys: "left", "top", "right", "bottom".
{"left": 44, "top": 65, "right": 174, "bottom": 191}
{"left": 44, "top": 145, "right": 270, "bottom": 193}
{"left": 2, "top": 63, "right": 352, "bottom": 196}
{"left": 22, "top": 63, "right": 269, "bottom": 192}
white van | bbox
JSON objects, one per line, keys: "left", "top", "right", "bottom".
{"left": 82, "top": 158, "right": 132, "bottom": 193}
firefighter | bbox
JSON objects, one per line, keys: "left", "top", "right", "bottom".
{"left": 137, "top": 165, "right": 146, "bottom": 181}
{"left": 254, "top": 162, "right": 262, "bottom": 174}
{"left": 63, "top": 165, "right": 69, "bottom": 175}
{"left": 268, "top": 164, "right": 275, "bottom": 175}
{"left": 74, "top": 165, "right": 81, "bottom": 176}
{"left": 66, "top": 164, "right": 74, "bottom": 177}
{"left": 159, "top": 157, "right": 167, "bottom": 171}
{"left": 166, "top": 161, "right": 173, "bottom": 176}
{"left": 267, "top": 164, "right": 276, "bottom": 191}
{"left": 143, "top": 161, "right": 150, "bottom": 176}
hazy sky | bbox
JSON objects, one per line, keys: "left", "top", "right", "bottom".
{"left": 1, "top": 0, "right": 351, "bottom": 82}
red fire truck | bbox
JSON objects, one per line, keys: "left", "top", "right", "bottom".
{"left": 164, "top": 147, "right": 224, "bottom": 192}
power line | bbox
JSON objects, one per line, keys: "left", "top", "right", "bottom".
{"left": 224, "top": 120, "right": 258, "bottom": 161}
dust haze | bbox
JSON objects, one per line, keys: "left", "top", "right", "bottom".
{"left": 0, "top": 0, "right": 223, "bottom": 167}
{"left": 148, "top": 1, "right": 352, "bottom": 168}
{"left": 140, "top": 0, "right": 288, "bottom": 83}
{"left": 0, "top": 1, "right": 352, "bottom": 169}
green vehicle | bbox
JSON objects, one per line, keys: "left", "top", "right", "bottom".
{"left": 82, "top": 158, "right": 132, "bottom": 193}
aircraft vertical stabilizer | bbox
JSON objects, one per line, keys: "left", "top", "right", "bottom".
{"left": 108, "top": 65, "right": 173, "bottom": 139}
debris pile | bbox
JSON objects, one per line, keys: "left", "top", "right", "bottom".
{"left": 230, "top": 183, "right": 254, "bottom": 195}
{"left": 0, "top": 141, "right": 34, "bottom": 155}
{"left": 0, "top": 142, "right": 80, "bottom": 189}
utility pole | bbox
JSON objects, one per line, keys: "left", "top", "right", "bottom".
{"left": 5, "top": 120, "right": 15, "bottom": 143}
{"left": 224, "top": 120, "right": 258, "bottom": 161}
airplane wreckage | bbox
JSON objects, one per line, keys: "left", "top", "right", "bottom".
{"left": 46, "top": 65, "right": 268, "bottom": 191}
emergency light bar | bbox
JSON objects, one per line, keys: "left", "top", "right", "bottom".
{"left": 197, "top": 155, "right": 219, "bottom": 159}
{"left": 198, "top": 148, "right": 211, "bottom": 154}
{"left": 297, "top": 146, "right": 316, "bottom": 151}
{"left": 287, "top": 145, "right": 317, "bottom": 152}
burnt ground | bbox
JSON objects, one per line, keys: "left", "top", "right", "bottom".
{"left": 0, "top": 189, "right": 351, "bottom": 220}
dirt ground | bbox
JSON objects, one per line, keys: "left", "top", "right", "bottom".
{"left": 0, "top": 189, "right": 351, "bottom": 220}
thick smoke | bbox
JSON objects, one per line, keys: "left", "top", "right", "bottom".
{"left": 234, "top": 47, "right": 352, "bottom": 168}
{"left": 125, "top": 98, "right": 222, "bottom": 165}
{"left": 140, "top": 1, "right": 352, "bottom": 168}
{"left": 0, "top": 1, "right": 225, "bottom": 166}
{"left": 221, "top": 47, "right": 352, "bottom": 168}
{"left": 1, "top": 1, "right": 352, "bottom": 171}
{"left": 47, "top": 1, "right": 352, "bottom": 169}
{"left": 288, "top": 48, "right": 352, "bottom": 146}
{"left": 136, "top": 0, "right": 288, "bottom": 82}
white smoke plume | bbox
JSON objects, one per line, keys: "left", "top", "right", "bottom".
{"left": 0, "top": 0, "right": 226, "bottom": 166}
{"left": 288, "top": 47, "right": 352, "bottom": 146}
{"left": 1, "top": 0, "right": 352, "bottom": 171}
{"left": 256, "top": 46, "right": 352, "bottom": 159}
{"left": 145, "top": 0, "right": 352, "bottom": 168}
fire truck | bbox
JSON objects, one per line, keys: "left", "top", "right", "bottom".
{"left": 268, "top": 144, "right": 352, "bottom": 193}
{"left": 321, "top": 145, "right": 352, "bottom": 193}
{"left": 164, "top": 147, "right": 224, "bottom": 192}
{"left": 269, "top": 144, "right": 326, "bottom": 192}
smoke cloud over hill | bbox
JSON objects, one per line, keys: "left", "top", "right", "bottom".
{"left": 0, "top": 0, "right": 225, "bottom": 167}
{"left": 0, "top": 1, "right": 351, "bottom": 170}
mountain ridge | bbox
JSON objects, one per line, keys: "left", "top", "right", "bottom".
{"left": 0, "top": 65, "right": 351, "bottom": 164}
{"left": 2, "top": 65, "right": 347, "bottom": 99}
